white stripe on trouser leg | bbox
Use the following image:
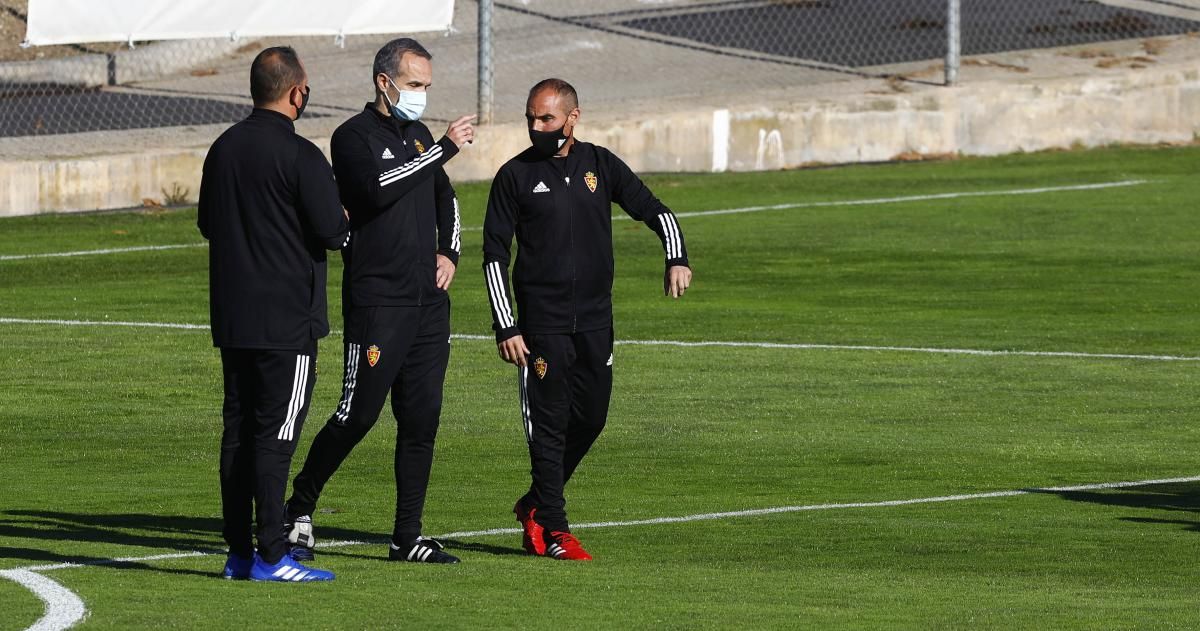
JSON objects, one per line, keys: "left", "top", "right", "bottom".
{"left": 333, "top": 344, "right": 360, "bottom": 424}
{"left": 290, "top": 355, "right": 310, "bottom": 440}
{"left": 451, "top": 198, "right": 461, "bottom": 253}
{"left": 294, "top": 355, "right": 312, "bottom": 440}
{"left": 518, "top": 366, "right": 532, "bottom": 442}
{"left": 278, "top": 355, "right": 309, "bottom": 441}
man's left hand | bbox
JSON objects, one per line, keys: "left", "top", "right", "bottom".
{"left": 436, "top": 254, "right": 457, "bottom": 290}
{"left": 665, "top": 265, "right": 692, "bottom": 298}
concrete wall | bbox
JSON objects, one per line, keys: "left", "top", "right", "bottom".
{"left": 2, "top": 62, "right": 1198, "bottom": 217}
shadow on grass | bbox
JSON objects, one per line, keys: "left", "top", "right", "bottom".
{"left": 0, "top": 510, "right": 527, "bottom": 571}
{"left": 311, "top": 538, "right": 524, "bottom": 561}
{"left": 1030, "top": 482, "right": 1200, "bottom": 532}
{"left": 0, "top": 510, "right": 380, "bottom": 575}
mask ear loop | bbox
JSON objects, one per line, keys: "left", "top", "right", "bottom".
{"left": 381, "top": 75, "right": 399, "bottom": 109}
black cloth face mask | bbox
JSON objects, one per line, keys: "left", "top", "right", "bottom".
{"left": 529, "top": 125, "right": 569, "bottom": 158}
{"left": 295, "top": 86, "right": 310, "bottom": 120}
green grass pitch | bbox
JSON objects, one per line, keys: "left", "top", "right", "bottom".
{"left": 1, "top": 144, "right": 1199, "bottom": 629}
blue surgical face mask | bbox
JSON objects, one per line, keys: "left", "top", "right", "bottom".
{"left": 383, "top": 75, "right": 426, "bottom": 121}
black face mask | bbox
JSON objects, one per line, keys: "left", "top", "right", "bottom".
{"left": 295, "top": 86, "right": 310, "bottom": 120}
{"left": 529, "top": 125, "right": 569, "bottom": 158}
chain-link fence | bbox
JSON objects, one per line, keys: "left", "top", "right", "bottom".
{"left": 1, "top": 0, "right": 1198, "bottom": 157}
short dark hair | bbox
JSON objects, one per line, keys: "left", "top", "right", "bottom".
{"left": 250, "top": 46, "right": 305, "bottom": 106}
{"left": 528, "top": 78, "right": 578, "bottom": 111}
{"left": 373, "top": 38, "right": 432, "bottom": 82}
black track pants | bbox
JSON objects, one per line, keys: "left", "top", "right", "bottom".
{"left": 219, "top": 341, "right": 317, "bottom": 564}
{"left": 518, "top": 329, "right": 613, "bottom": 533}
{"left": 288, "top": 300, "right": 450, "bottom": 544}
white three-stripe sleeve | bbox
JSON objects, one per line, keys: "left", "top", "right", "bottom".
{"left": 379, "top": 145, "right": 444, "bottom": 187}
{"left": 657, "top": 213, "right": 682, "bottom": 260}
{"left": 485, "top": 261, "right": 516, "bottom": 329}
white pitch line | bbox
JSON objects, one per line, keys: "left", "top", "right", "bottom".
{"left": 0, "top": 317, "right": 209, "bottom": 331}
{"left": 6, "top": 474, "right": 1197, "bottom": 631}
{"left": 11, "top": 473, "right": 1200, "bottom": 574}
{"left": 617, "top": 339, "right": 1200, "bottom": 362}
{"left": 0, "top": 243, "right": 205, "bottom": 262}
{"left": 2, "top": 317, "right": 1197, "bottom": 363}
{"left": 655, "top": 179, "right": 1150, "bottom": 220}
{"left": 0, "top": 569, "right": 86, "bottom": 631}
{"left": 0, "top": 180, "right": 1150, "bottom": 257}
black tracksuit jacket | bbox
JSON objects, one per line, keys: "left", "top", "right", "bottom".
{"left": 198, "top": 108, "right": 350, "bottom": 350}
{"left": 332, "top": 105, "right": 461, "bottom": 312}
{"left": 482, "top": 140, "right": 689, "bottom": 342}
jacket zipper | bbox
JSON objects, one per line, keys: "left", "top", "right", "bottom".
{"left": 564, "top": 164, "right": 576, "bottom": 333}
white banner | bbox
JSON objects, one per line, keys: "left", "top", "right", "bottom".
{"left": 23, "top": 0, "right": 455, "bottom": 46}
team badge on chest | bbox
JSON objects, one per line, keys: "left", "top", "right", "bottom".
{"left": 367, "top": 345, "right": 381, "bottom": 367}
{"left": 414, "top": 139, "right": 426, "bottom": 153}
{"left": 533, "top": 357, "right": 548, "bottom": 379}
{"left": 584, "top": 171, "right": 597, "bottom": 193}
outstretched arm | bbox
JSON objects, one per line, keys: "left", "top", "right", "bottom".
{"left": 606, "top": 149, "right": 692, "bottom": 298}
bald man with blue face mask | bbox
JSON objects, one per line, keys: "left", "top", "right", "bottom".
{"left": 283, "top": 37, "right": 475, "bottom": 566}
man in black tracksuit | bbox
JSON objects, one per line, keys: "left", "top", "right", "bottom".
{"left": 284, "top": 38, "right": 475, "bottom": 564}
{"left": 483, "top": 78, "right": 693, "bottom": 561}
{"left": 199, "top": 47, "right": 346, "bottom": 582}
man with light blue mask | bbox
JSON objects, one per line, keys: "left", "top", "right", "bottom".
{"left": 283, "top": 37, "right": 475, "bottom": 565}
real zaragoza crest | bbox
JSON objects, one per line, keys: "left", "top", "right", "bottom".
{"left": 367, "top": 345, "right": 381, "bottom": 367}
{"left": 584, "top": 171, "right": 597, "bottom": 193}
{"left": 533, "top": 357, "right": 548, "bottom": 379}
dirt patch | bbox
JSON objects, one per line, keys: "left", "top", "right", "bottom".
{"left": 1142, "top": 38, "right": 1170, "bottom": 56}
{"left": 962, "top": 58, "right": 1030, "bottom": 73}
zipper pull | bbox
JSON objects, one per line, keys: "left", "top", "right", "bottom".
{"left": 565, "top": 176, "right": 570, "bottom": 186}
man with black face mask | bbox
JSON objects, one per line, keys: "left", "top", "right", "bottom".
{"left": 482, "top": 78, "right": 693, "bottom": 561}
{"left": 199, "top": 46, "right": 348, "bottom": 581}
{"left": 283, "top": 37, "right": 475, "bottom": 565}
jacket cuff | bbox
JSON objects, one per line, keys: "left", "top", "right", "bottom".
{"left": 435, "top": 136, "right": 461, "bottom": 162}
{"left": 494, "top": 326, "right": 521, "bottom": 344}
{"left": 436, "top": 248, "right": 460, "bottom": 266}
{"left": 666, "top": 257, "right": 690, "bottom": 269}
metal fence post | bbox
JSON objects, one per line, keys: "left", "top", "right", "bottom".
{"left": 945, "top": 0, "right": 961, "bottom": 86}
{"left": 477, "top": 0, "right": 494, "bottom": 124}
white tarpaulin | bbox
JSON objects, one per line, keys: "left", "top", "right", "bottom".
{"left": 23, "top": 0, "right": 455, "bottom": 46}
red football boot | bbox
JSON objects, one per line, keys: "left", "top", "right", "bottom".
{"left": 545, "top": 531, "right": 592, "bottom": 561}
{"left": 514, "top": 500, "right": 546, "bottom": 556}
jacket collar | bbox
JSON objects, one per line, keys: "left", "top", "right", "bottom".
{"left": 249, "top": 108, "right": 295, "bottom": 131}
{"left": 364, "top": 103, "right": 412, "bottom": 130}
